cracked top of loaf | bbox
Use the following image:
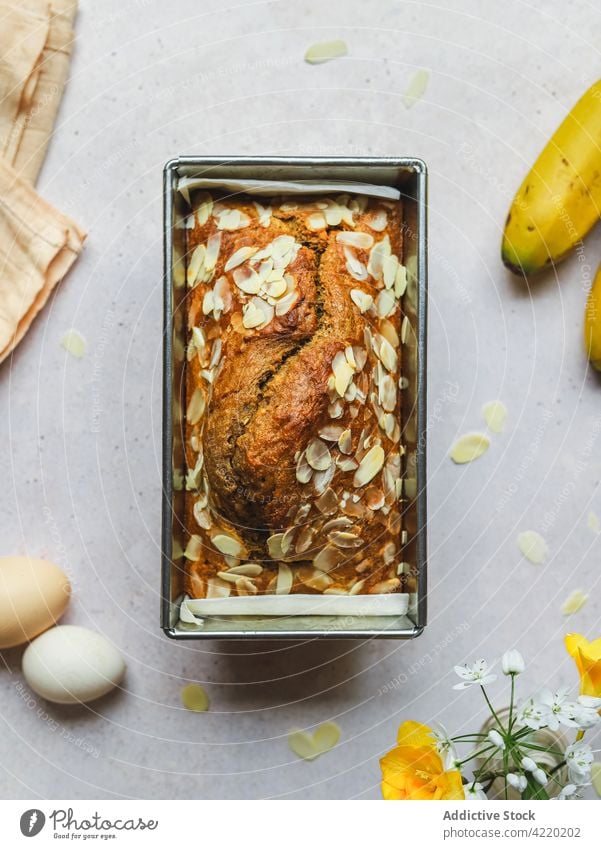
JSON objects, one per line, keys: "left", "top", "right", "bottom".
{"left": 182, "top": 190, "right": 408, "bottom": 600}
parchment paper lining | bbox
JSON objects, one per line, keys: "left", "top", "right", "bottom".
{"left": 178, "top": 177, "right": 401, "bottom": 200}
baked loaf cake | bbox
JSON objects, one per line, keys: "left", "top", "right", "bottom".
{"left": 182, "top": 190, "right": 408, "bottom": 600}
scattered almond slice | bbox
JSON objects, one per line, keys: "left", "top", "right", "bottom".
{"left": 517, "top": 530, "right": 548, "bottom": 565}
{"left": 483, "top": 400, "right": 507, "bottom": 433}
{"left": 288, "top": 722, "right": 341, "bottom": 761}
{"left": 313, "top": 721, "right": 341, "bottom": 755}
{"left": 60, "top": 329, "right": 86, "bottom": 358}
{"left": 561, "top": 589, "right": 588, "bottom": 616}
{"left": 181, "top": 683, "right": 210, "bottom": 712}
{"left": 304, "top": 40, "right": 348, "bottom": 65}
{"left": 288, "top": 730, "right": 319, "bottom": 761}
{"left": 588, "top": 510, "right": 600, "bottom": 534}
{"left": 449, "top": 433, "right": 490, "bottom": 464}
{"left": 403, "top": 68, "right": 429, "bottom": 109}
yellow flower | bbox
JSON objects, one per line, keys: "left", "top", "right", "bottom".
{"left": 380, "top": 721, "right": 464, "bottom": 800}
{"left": 565, "top": 634, "right": 601, "bottom": 697}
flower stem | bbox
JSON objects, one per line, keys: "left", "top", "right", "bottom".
{"left": 481, "top": 685, "right": 506, "bottom": 733}
{"left": 508, "top": 674, "right": 516, "bottom": 732}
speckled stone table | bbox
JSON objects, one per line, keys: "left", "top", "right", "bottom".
{"left": 1, "top": 0, "right": 600, "bottom": 800}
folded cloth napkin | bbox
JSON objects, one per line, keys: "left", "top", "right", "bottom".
{"left": 0, "top": 157, "right": 85, "bottom": 363}
{"left": 0, "top": 0, "right": 78, "bottom": 185}
{"left": 0, "top": 0, "right": 84, "bottom": 364}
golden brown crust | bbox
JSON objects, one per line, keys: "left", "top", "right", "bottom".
{"left": 182, "top": 192, "right": 407, "bottom": 600}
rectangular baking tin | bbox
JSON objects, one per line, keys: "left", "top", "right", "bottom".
{"left": 162, "top": 156, "right": 427, "bottom": 639}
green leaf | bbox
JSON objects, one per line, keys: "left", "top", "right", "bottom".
{"left": 522, "top": 776, "right": 550, "bottom": 800}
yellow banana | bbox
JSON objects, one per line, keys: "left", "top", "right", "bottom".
{"left": 502, "top": 79, "right": 601, "bottom": 275}
{"left": 584, "top": 262, "right": 601, "bottom": 370}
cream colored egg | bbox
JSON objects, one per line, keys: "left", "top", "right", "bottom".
{"left": 22, "top": 625, "right": 126, "bottom": 704}
{"left": 0, "top": 556, "right": 71, "bottom": 649}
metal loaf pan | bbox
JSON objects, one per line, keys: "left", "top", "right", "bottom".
{"left": 162, "top": 156, "right": 427, "bottom": 639}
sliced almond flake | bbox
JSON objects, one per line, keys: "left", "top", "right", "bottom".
{"left": 403, "top": 68, "right": 429, "bottom": 109}
{"left": 323, "top": 517, "right": 353, "bottom": 533}
{"left": 482, "top": 400, "right": 507, "bottom": 434}
{"left": 376, "top": 288, "right": 397, "bottom": 318}
{"left": 187, "top": 244, "right": 206, "bottom": 286}
{"left": 295, "top": 525, "right": 316, "bottom": 553}
{"left": 263, "top": 276, "right": 287, "bottom": 298}
{"left": 216, "top": 208, "right": 250, "bottom": 230}
{"left": 517, "top": 530, "right": 548, "bottom": 565}
{"left": 332, "top": 351, "right": 354, "bottom": 396}
{"left": 267, "top": 533, "right": 285, "bottom": 560}
{"left": 307, "top": 213, "right": 327, "bottom": 230}
{"left": 236, "top": 576, "right": 257, "bottom": 596}
{"left": 304, "top": 39, "right": 348, "bottom": 64}
{"left": 319, "top": 424, "right": 344, "bottom": 441}
{"left": 353, "top": 445, "right": 385, "bottom": 488}
{"left": 204, "top": 232, "right": 222, "bottom": 272}
{"left": 449, "top": 433, "right": 490, "bottom": 464}
{"left": 209, "top": 338, "right": 222, "bottom": 370}
{"left": 212, "top": 533, "right": 243, "bottom": 557}
{"left": 313, "top": 544, "right": 345, "bottom": 572}
{"left": 233, "top": 265, "right": 262, "bottom": 294}
{"left": 323, "top": 588, "right": 347, "bottom": 595}
{"left": 253, "top": 201, "right": 272, "bottom": 227}
{"left": 349, "top": 579, "right": 366, "bottom": 595}
{"left": 329, "top": 531, "right": 363, "bottom": 548}
{"left": 202, "top": 289, "right": 214, "bottom": 315}
{"left": 369, "top": 578, "right": 400, "bottom": 594}
{"left": 316, "top": 487, "right": 339, "bottom": 515}
{"left": 313, "top": 463, "right": 335, "bottom": 494}
{"left": 288, "top": 730, "right": 319, "bottom": 761}
{"left": 333, "top": 430, "right": 350, "bottom": 456}
{"left": 560, "top": 589, "right": 588, "bottom": 615}
{"left": 367, "top": 235, "right": 391, "bottom": 280}
{"left": 206, "top": 577, "right": 230, "bottom": 599}
{"left": 187, "top": 388, "right": 206, "bottom": 425}
{"left": 195, "top": 192, "right": 213, "bottom": 226}
{"left": 213, "top": 276, "right": 232, "bottom": 313}
{"left": 588, "top": 510, "right": 601, "bottom": 534}
{"left": 379, "top": 374, "right": 397, "bottom": 412}
{"left": 378, "top": 336, "right": 398, "bottom": 372}
{"left": 337, "top": 457, "right": 358, "bottom": 472}
{"left": 185, "top": 453, "right": 204, "bottom": 491}
{"left": 181, "top": 683, "right": 210, "bottom": 712}
{"left": 336, "top": 231, "right": 374, "bottom": 250}
{"left": 281, "top": 526, "right": 296, "bottom": 555}
{"left": 325, "top": 205, "right": 343, "bottom": 226}
{"left": 401, "top": 315, "right": 410, "bottom": 343}
{"left": 306, "top": 438, "right": 332, "bottom": 471}
{"left": 298, "top": 567, "right": 333, "bottom": 591}
{"left": 280, "top": 201, "right": 298, "bottom": 211}
{"left": 344, "top": 246, "right": 368, "bottom": 281}
{"left": 366, "top": 210, "right": 388, "bottom": 232}
{"left": 382, "top": 254, "right": 399, "bottom": 289}
{"left": 328, "top": 400, "right": 344, "bottom": 419}
{"left": 193, "top": 503, "right": 212, "bottom": 530}
{"left": 243, "top": 297, "right": 274, "bottom": 329}
{"left": 399, "top": 375, "right": 409, "bottom": 390}
{"left": 217, "top": 570, "right": 244, "bottom": 584}
{"left": 395, "top": 264, "right": 408, "bottom": 298}
{"left": 350, "top": 289, "right": 373, "bottom": 314}
{"left": 225, "top": 245, "right": 259, "bottom": 272}
{"left": 183, "top": 535, "right": 203, "bottom": 560}
{"left": 275, "top": 289, "right": 300, "bottom": 316}
{"left": 276, "top": 563, "right": 293, "bottom": 595}
{"left": 226, "top": 563, "right": 263, "bottom": 577}
{"left": 296, "top": 450, "right": 313, "bottom": 484}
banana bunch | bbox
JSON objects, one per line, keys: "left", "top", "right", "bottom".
{"left": 501, "top": 79, "right": 601, "bottom": 371}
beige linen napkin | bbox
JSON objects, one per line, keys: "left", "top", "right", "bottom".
{"left": 0, "top": 0, "right": 84, "bottom": 363}
{"left": 0, "top": 157, "right": 85, "bottom": 363}
{"left": 1, "top": 0, "right": 77, "bottom": 184}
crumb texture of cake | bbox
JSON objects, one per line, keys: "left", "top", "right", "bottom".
{"left": 182, "top": 191, "right": 408, "bottom": 600}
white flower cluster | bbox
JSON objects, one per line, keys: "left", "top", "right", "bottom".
{"left": 451, "top": 650, "right": 600, "bottom": 800}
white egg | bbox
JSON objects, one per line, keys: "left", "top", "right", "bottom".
{"left": 22, "top": 625, "right": 125, "bottom": 704}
